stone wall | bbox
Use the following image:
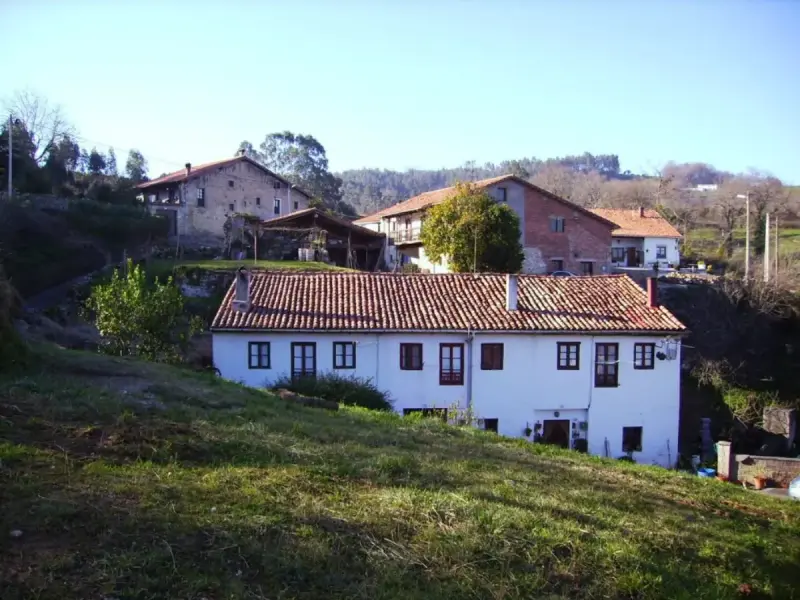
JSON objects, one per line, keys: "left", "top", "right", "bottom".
{"left": 717, "top": 441, "right": 800, "bottom": 487}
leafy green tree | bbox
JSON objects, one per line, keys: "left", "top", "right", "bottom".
{"left": 257, "top": 131, "right": 344, "bottom": 206}
{"left": 87, "top": 147, "right": 106, "bottom": 175}
{"left": 86, "top": 260, "right": 201, "bottom": 362}
{"left": 105, "top": 147, "right": 118, "bottom": 176}
{"left": 125, "top": 149, "right": 148, "bottom": 183}
{"left": 421, "top": 182, "right": 524, "bottom": 273}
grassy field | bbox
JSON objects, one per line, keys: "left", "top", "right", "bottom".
{"left": 688, "top": 226, "right": 800, "bottom": 259}
{"left": 2, "top": 346, "right": 800, "bottom": 599}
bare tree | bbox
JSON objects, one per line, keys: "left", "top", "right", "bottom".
{"left": 571, "top": 170, "right": 610, "bottom": 208}
{"left": 713, "top": 184, "right": 746, "bottom": 257}
{"left": 4, "top": 89, "right": 75, "bottom": 163}
{"left": 531, "top": 164, "right": 577, "bottom": 200}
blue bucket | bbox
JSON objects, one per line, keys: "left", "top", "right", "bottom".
{"left": 697, "top": 467, "right": 716, "bottom": 478}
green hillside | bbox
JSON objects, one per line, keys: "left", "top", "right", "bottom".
{"left": 1, "top": 346, "right": 799, "bottom": 599}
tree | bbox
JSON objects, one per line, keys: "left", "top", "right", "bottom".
{"left": 742, "top": 172, "right": 788, "bottom": 255}
{"left": 256, "top": 131, "right": 343, "bottom": 205}
{"left": 105, "top": 147, "right": 118, "bottom": 176}
{"left": 531, "top": 164, "right": 577, "bottom": 201}
{"left": 4, "top": 89, "right": 75, "bottom": 163}
{"left": 713, "top": 184, "right": 746, "bottom": 258}
{"left": 87, "top": 147, "right": 106, "bottom": 175}
{"left": 125, "top": 149, "right": 148, "bottom": 183}
{"left": 421, "top": 182, "right": 523, "bottom": 273}
{"left": 86, "top": 260, "right": 201, "bottom": 362}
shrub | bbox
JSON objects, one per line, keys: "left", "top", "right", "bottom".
{"left": 273, "top": 373, "right": 393, "bottom": 411}
{"left": 0, "top": 264, "right": 27, "bottom": 370}
{"left": 85, "top": 260, "right": 202, "bottom": 362}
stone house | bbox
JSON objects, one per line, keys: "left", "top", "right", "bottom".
{"left": 354, "top": 175, "right": 616, "bottom": 274}
{"left": 137, "top": 151, "right": 312, "bottom": 245}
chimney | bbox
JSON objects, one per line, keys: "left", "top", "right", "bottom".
{"left": 185, "top": 162, "right": 192, "bottom": 177}
{"left": 646, "top": 277, "right": 658, "bottom": 308}
{"left": 639, "top": 206, "right": 645, "bottom": 218}
{"left": 237, "top": 148, "right": 246, "bottom": 157}
{"left": 232, "top": 267, "right": 251, "bottom": 312}
{"left": 506, "top": 273, "right": 518, "bottom": 311}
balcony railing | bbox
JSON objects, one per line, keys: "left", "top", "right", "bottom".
{"left": 392, "top": 227, "right": 422, "bottom": 244}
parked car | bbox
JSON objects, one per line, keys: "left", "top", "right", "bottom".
{"left": 550, "top": 271, "right": 576, "bottom": 277}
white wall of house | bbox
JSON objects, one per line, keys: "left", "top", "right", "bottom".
{"left": 643, "top": 237, "right": 680, "bottom": 268}
{"left": 213, "top": 330, "right": 681, "bottom": 466}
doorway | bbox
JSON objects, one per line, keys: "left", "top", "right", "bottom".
{"left": 626, "top": 247, "right": 637, "bottom": 267}
{"left": 542, "top": 419, "right": 571, "bottom": 448}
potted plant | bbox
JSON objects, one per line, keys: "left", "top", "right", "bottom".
{"left": 753, "top": 469, "right": 769, "bottom": 491}
{"left": 523, "top": 424, "right": 533, "bottom": 437}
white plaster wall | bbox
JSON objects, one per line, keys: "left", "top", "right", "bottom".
{"left": 213, "top": 331, "right": 681, "bottom": 466}
{"left": 643, "top": 237, "right": 681, "bottom": 268}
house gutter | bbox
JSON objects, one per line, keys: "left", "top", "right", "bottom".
{"left": 209, "top": 327, "right": 688, "bottom": 337}
{"left": 465, "top": 327, "right": 475, "bottom": 413}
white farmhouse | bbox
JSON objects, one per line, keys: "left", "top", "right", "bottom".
{"left": 211, "top": 271, "right": 686, "bottom": 467}
{"left": 590, "top": 208, "right": 683, "bottom": 269}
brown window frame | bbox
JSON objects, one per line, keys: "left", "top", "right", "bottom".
{"left": 333, "top": 341, "right": 356, "bottom": 369}
{"left": 633, "top": 343, "right": 655, "bottom": 370}
{"left": 400, "top": 343, "right": 423, "bottom": 370}
{"left": 228, "top": 203, "right": 235, "bottom": 212}
{"left": 480, "top": 343, "right": 504, "bottom": 370}
{"left": 622, "top": 426, "right": 643, "bottom": 452}
{"left": 293, "top": 199, "right": 299, "bottom": 211}
{"left": 595, "top": 342, "right": 619, "bottom": 387}
{"left": 248, "top": 342, "right": 270, "bottom": 369}
{"left": 273, "top": 197, "right": 281, "bottom": 215}
{"left": 611, "top": 247, "right": 625, "bottom": 263}
{"left": 656, "top": 245, "right": 667, "bottom": 259}
{"left": 557, "top": 342, "right": 580, "bottom": 370}
{"left": 439, "top": 343, "right": 464, "bottom": 386}
{"left": 550, "top": 259, "right": 564, "bottom": 272}
{"left": 291, "top": 342, "right": 316, "bottom": 379}
{"left": 581, "top": 261, "right": 594, "bottom": 275}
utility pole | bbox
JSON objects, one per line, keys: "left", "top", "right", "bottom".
{"left": 7, "top": 114, "right": 12, "bottom": 200}
{"left": 763, "top": 213, "right": 770, "bottom": 283}
{"left": 774, "top": 215, "right": 779, "bottom": 284}
{"left": 738, "top": 193, "right": 750, "bottom": 279}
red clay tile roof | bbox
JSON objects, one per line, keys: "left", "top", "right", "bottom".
{"left": 211, "top": 272, "right": 685, "bottom": 333}
{"left": 136, "top": 155, "right": 312, "bottom": 198}
{"left": 353, "top": 174, "right": 616, "bottom": 228}
{"left": 590, "top": 209, "right": 682, "bottom": 239}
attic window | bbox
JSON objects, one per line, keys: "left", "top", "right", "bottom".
{"left": 273, "top": 181, "right": 281, "bottom": 189}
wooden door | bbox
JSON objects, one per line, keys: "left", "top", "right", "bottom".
{"left": 542, "top": 420, "right": 570, "bottom": 448}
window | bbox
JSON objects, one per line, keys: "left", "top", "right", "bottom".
{"left": 256, "top": 197, "right": 261, "bottom": 206}
{"left": 273, "top": 198, "right": 281, "bottom": 215}
{"left": 291, "top": 342, "right": 316, "bottom": 378}
{"left": 333, "top": 341, "right": 356, "bottom": 369}
{"left": 403, "top": 408, "right": 447, "bottom": 421}
{"left": 634, "top": 343, "right": 655, "bottom": 370}
{"left": 293, "top": 199, "right": 299, "bottom": 210}
{"left": 611, "top": 247, "right": 625, "bottom": 263}
{"left": 557, "top": 342, "right": 580, "bottom": 370}
{"left": 482, "top": 418, "right": 499, "bottom": 433}
{"left": 439, "top": 343, "right": 464, "bottom": 385}
{"left": 622, "top": 426, "right": 643, "bottom": 452}
{"left": 656, "top": 245, "right": 667, "bottom": 259}
{"left": 400, "top": 343, "right": 423, "bottom": 370}
{"left": 550, "top": 259, "right": 564, "bottom": 272}
{"left": 273, "top": 180, "right": 281, "bottom": 189}
{"left": 228, "top": 203, "right": 235, "bottom": 212}
{"left": 228, "top": 180, "right": 234, "bottom": 188}
{"left": 481, "top": 343, "right": 504, "bottom": 370}
{"left": 196, "top": 188, "right": 206, "bottom": 207}
{"left": 248, "top": 342, "right": 270, "bottom": 369}
{"left": 581, "top": 261, "right": 594, "bottom": 275}
{"left": 497, "top": 187, "right": 507, "bottom": 202}
{"left": 595, "top": 343, "right": 619, "bottom": 387}
{"left": 549, "top": 217, "right": 565, "bottom": 232}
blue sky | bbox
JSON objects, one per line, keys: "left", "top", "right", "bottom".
{"left": 2, "top": 1, "right": 798, "bottom": 182}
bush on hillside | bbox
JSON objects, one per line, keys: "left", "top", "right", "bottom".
{"left": 0, "top": 264, "right": 27, "bottom": 370}
{"left": 85, "top": 260, "right": 202, "bottom": 363}
{"left": 272, "top": 373, "right": 393, "bottom": 411}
